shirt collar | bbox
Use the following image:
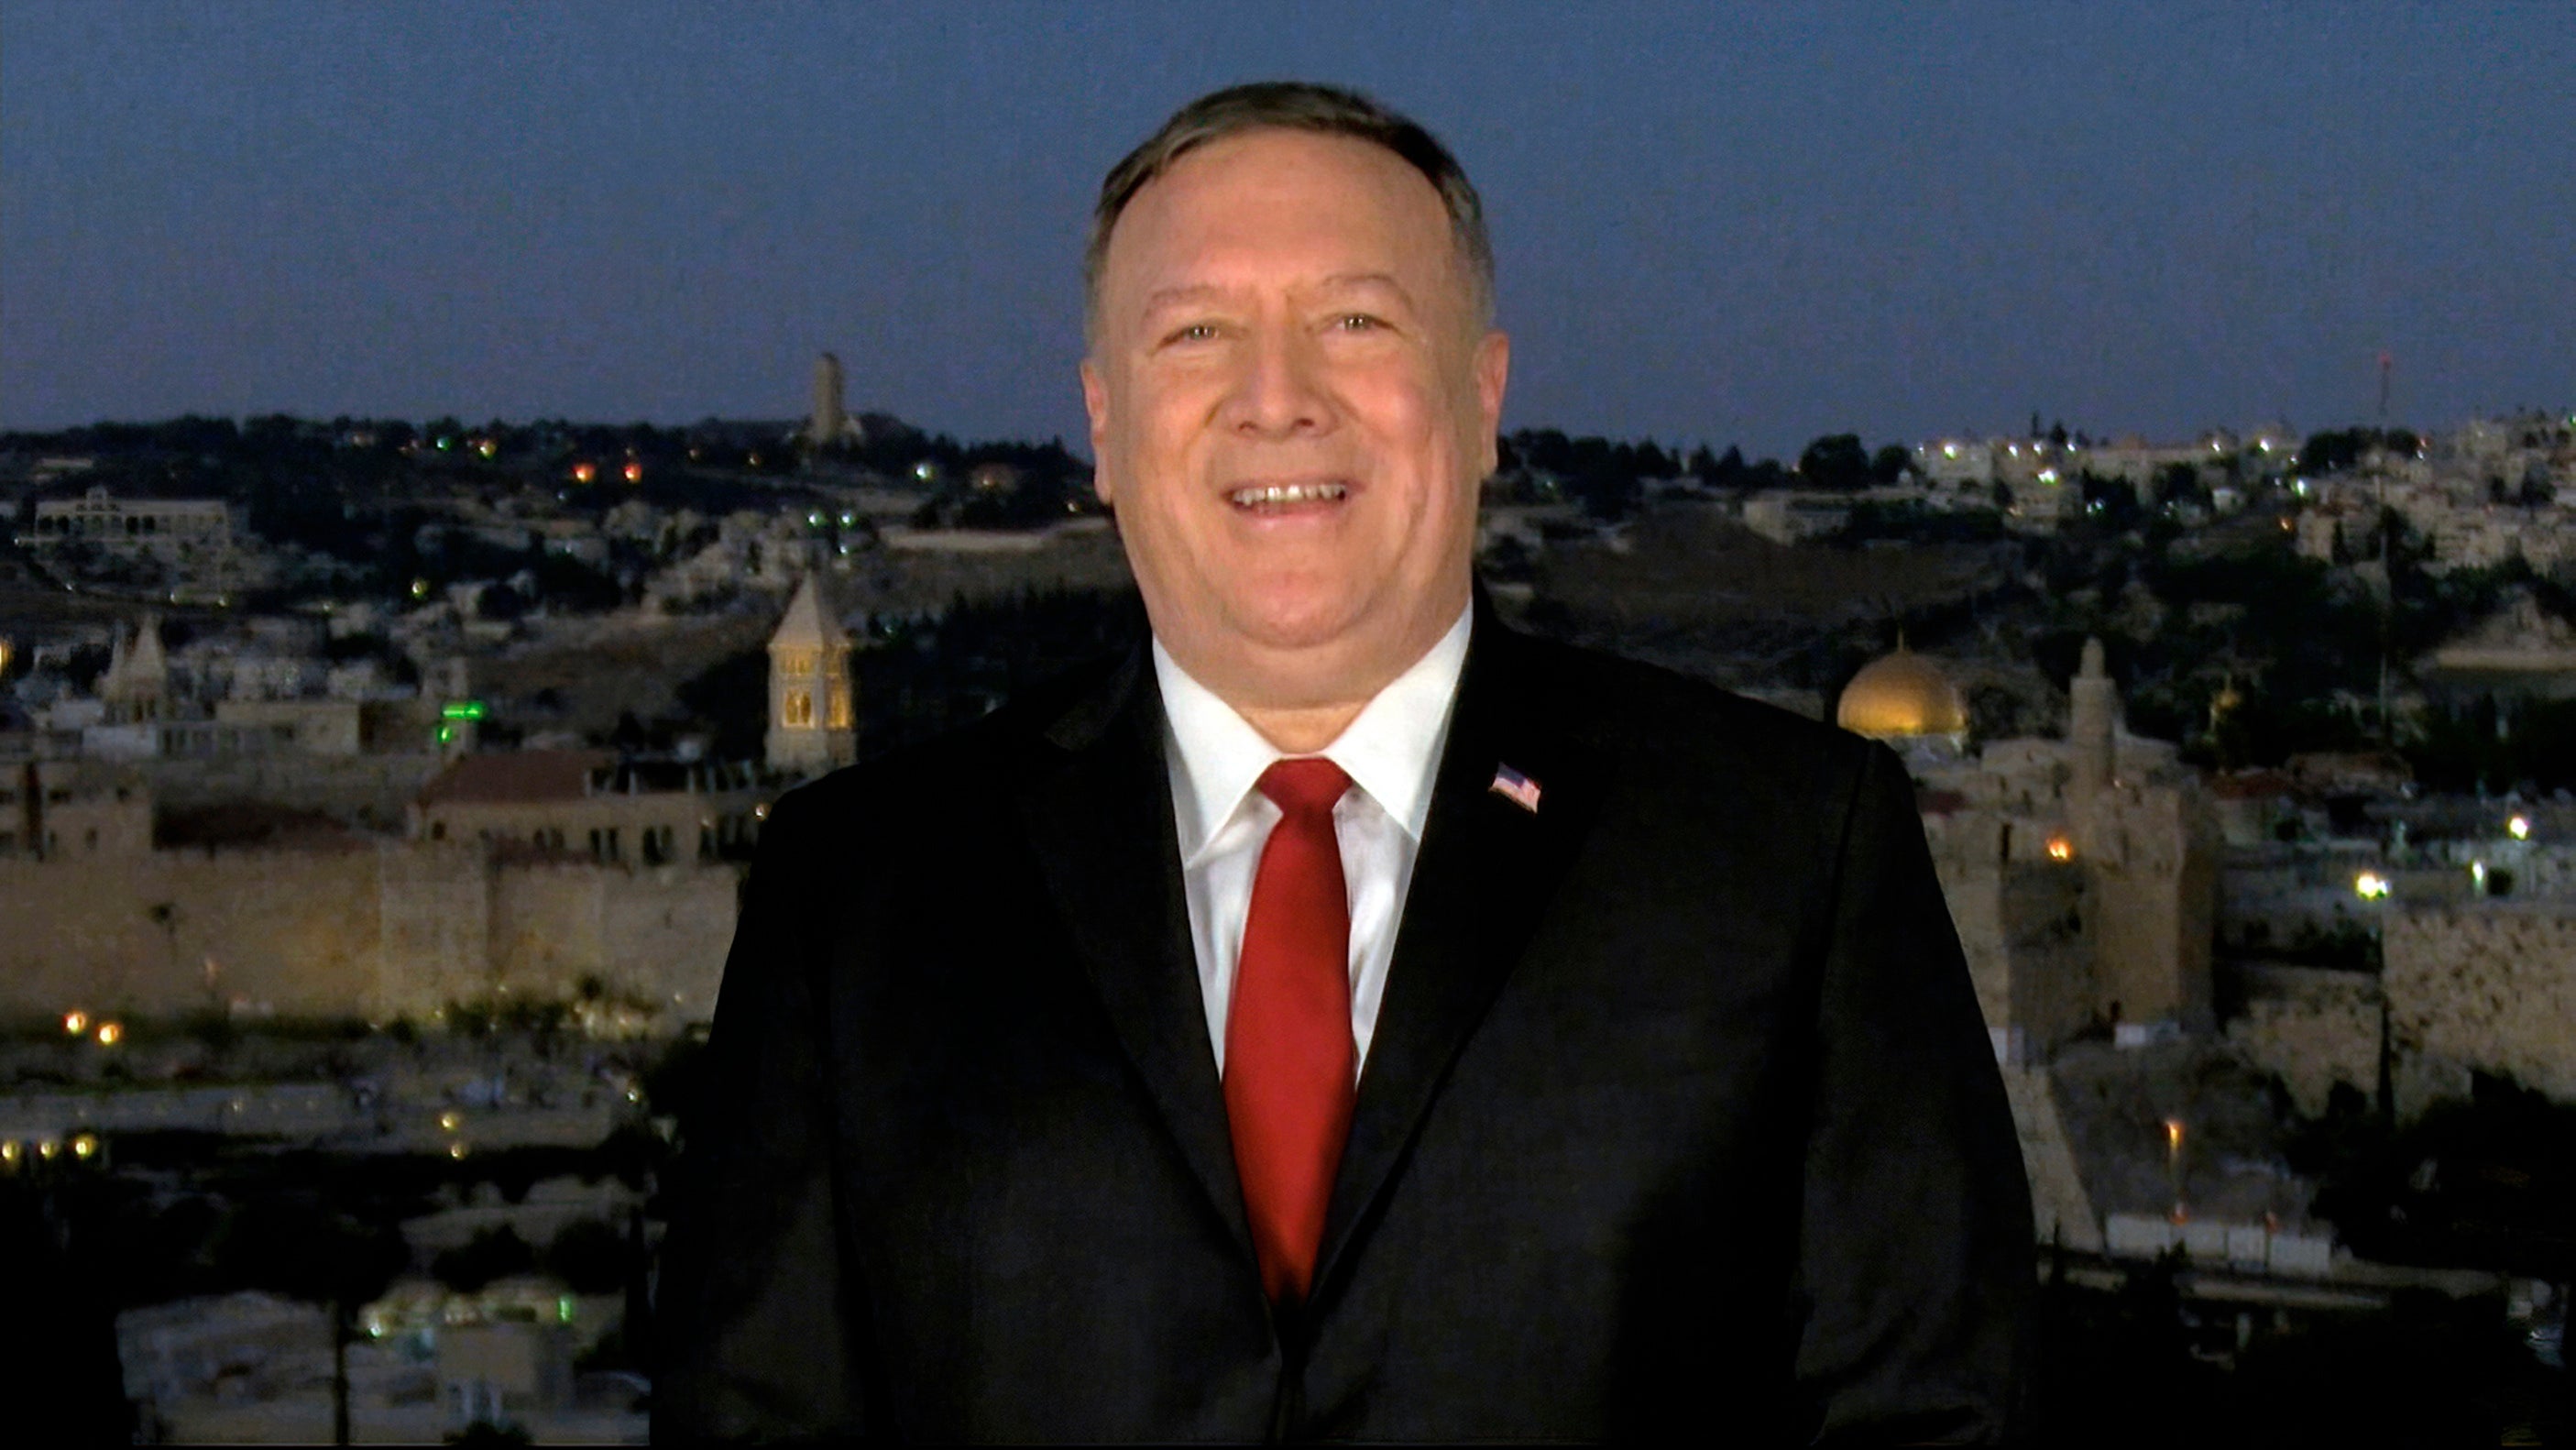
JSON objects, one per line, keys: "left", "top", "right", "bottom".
{"left": 1155, "top": 604, "right": 1473, "bottom": 866}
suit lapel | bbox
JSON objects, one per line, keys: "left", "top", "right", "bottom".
{"left": 1015, "top": 652, "right": 1255, "bottom": 1262}
{"left": 1313, "top": 612, "right": 1606, "bottom": 1297}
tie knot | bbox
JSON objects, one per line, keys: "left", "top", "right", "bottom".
{"left": 1257, "top": 757, "right": 1351, "bottom": 818}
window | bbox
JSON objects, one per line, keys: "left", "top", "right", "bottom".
{"left": 784, "top": 689, "right": 814, "bottom": 727}
{"left": 827, "top": 686, "right": 852, "bottom": 730}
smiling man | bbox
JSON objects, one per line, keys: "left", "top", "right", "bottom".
{"left": 655, "top": 82, "right": 2032, "bottom": 1443}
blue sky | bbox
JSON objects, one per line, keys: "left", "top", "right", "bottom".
{"left": 5, "top": 1, "right": 2569, "bottom": 455}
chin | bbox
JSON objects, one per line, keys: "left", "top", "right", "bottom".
{"left": 1221, "top": 580, "right": 1374, "bottom": 654}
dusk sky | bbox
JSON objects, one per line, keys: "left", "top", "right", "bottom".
{"left": 5, "top": 2, "right": 2569, "bottom": 456}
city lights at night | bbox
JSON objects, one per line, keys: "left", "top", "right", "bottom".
{"left": 1, "top": 2, "right": 2571, "bottom": 1444}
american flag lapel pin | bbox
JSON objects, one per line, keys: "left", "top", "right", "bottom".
{"left": 1488, "top": 762, "right": 1542, "bottom": 813}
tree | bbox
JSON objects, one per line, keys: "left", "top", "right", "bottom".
{"left": 1797, "top": 434, "right": 1873, "bottom": 491}
{"left": 2150, "top": 462, "right": 2207, "bottom": 511}
{"left": 1869, "top": 445, "right": 1912, "bottom": 485}
{"left": 544, "top": 1217, "right": 632, "bottom": 1295}
{"left": 433, "top": 1225, "right": 538, "bottom": 1292}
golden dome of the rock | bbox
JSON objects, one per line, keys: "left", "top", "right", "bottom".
{"left": 1836, "top": 643, "right": 1969, "bottom": 739}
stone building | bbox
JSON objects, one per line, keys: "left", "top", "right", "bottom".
{"left": 763, "top": 575, "right": 855, "bottom": 775}
{"left": 27, "top": 487, "right": 232, "bottom": 555}
{"left": 0, "top": 765, "right": 745, "bottom": 1031}
{"left": 408, "top": 749, "right": 766, "bottom": 867}
{"left": 1843, "top": 636, "right": 2221, "bottom": 1069}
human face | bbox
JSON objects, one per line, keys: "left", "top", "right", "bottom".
{"left": 1082, "top": 128, "right": 1508, "bottom": 713}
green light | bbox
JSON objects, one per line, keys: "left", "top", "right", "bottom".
{"left": 436, "top": 724, "right": 455, "bottom": 744}
{"left": 557, "top": 1296, "right": 575, "bottom": 1324}
{"left": 439, "top": 700, "right": 488, "bottom": 721}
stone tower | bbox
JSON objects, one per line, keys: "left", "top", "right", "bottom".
{"left": 806, "top": 352, "right": 848, "bottom": 452}
{"left": 765, "top": 575, "right": 856, "bottom": 774}
{"left": 99, "top": 613, "right": 170, "bottom": 723}
{"left": 2067, "top": 636, "right": 2117, "bottom": 800}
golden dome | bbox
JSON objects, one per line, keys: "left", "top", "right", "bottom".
{"left": 1836, "top": 643, "right": 1968, "bottom": 739}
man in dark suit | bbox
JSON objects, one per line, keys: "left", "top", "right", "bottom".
{"left": 655, "top": 81, "right": 2031, "bottom": 1442}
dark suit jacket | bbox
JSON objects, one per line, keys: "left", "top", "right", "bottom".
{"left": 654, "top": 601, "right": 2033, "bottom": 1443}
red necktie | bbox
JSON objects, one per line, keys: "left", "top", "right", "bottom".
{"left": 1224, "top": 757, "right": 1357, "bottom": 1305}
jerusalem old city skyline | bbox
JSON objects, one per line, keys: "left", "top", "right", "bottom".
{"left": 4, "top": 3, "right": 2574, "bottom": 1444}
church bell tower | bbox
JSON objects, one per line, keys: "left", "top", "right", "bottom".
{"left": 765, "top": 575, "right": 856, "bottom": 775}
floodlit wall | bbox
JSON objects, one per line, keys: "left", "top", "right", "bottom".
{"left": 2225, "top": 963, "right": 2381, "bottom": 1117}
{"left": 2384, "top": 904, "right": 2576, "bottom": 1113}
{"left": 0, "top": 838, "right": 739, "bottom": 1032}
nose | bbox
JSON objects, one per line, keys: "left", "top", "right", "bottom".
{"left": 1220, "top": 324, "right": 1332, "bottom": 440}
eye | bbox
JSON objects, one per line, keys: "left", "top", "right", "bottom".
{"left": 1333, "top": 313, "right": 1386, "bottom": 333}
{"left": 1161, "top": 322, "right": 1221, "bottom": 346}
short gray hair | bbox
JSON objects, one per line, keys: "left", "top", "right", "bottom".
{"left": 1083, "top": 81, "right": 1495, "bottom": 343}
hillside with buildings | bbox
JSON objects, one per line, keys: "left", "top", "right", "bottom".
{"left": 4, "top": 395, "right": 2572, "bottom": 1439}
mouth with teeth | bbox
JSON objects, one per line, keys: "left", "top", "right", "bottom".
{"left": 1227, "top": 480, "right": 1351, "bottom": 514}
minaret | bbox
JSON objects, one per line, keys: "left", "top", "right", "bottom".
{"left": 2068, "top": 636, "right": 2118, "bottom": 800}
{"left": 806, "top": 352, "right": 848, "bottom": 452}
{"left": 765, "top": 575, "right": 856, "bottom": 774}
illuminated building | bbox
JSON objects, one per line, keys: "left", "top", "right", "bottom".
{"left": 1892, "top": 636, "right": 2220, "bottom": 1064}
{"left": 764, "top": 574, "right": 857, "bottom": 774}
{"left": 1836, "top": 638, "right": 1969, "bottom": 753}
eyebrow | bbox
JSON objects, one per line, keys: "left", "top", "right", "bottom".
{"left": 1137, "top": 273, "right": 1418, "bottom": 318}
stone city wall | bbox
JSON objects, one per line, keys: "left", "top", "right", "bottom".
{"left": 2384, "top": 903, "right": 2576, "bottom": 1113}
{"left": 2223, "top": 963, "right": 2381, "bottom": 1118}
{"left": 0, "top": 845, "right": 384, "bottom": 1020}
{"left": 0, "top": 841, "right": 740, "bottom": 1031}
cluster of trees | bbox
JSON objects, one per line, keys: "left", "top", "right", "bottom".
{"left": 429, "top": 1214, "right": 642, "bottom": 1296}
{"left": 1491, "top": 429, "right": 1921, "bottom": 522}
{"left": 2296, "top": 426, "right": 2423, "bottom": 476}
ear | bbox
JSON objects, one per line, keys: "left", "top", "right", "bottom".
{"left": 1080, "top": 357, "right": 1115, "bottom": 507}
{"left": 1472, "top": 329, "right": 1510, "bottom": 478}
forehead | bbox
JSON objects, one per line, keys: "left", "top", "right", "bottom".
{"left": 1102, "top": 128, "right": 1459, "bottom": 302}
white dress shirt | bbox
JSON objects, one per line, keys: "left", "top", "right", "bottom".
{"left": 1153, "top": 607, "right": 1473, "bottom": 1079}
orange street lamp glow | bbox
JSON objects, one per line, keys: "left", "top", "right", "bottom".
{"left": 622, "top": 461, "right": 643, "bottom": 483}
{"left": 2165, "top": 1118, "right": 2184, "bottom": 1153}
{"left": 71, "top": 1133, "right": 98, "bottom": 1160}
{"left": 573, "top": 462, "right": 597, "bottom": 484}
{"left": 2045, "top": 835, "right": 2074, "bottom": 862}
{"left": 63, "top": 1010, "right": 89, "bottom": 1036}
{"left": 95, "top": 1021, "right": 124, "bottom": 1046}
